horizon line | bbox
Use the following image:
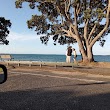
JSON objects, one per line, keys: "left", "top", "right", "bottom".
{"left": 0, "top": 53, "right": 109, "bottom": 56}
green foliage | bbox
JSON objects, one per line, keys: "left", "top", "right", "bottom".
{"left": 15, "top": 0, "right": 109, "bottom": 46}
{"left": 0, "top": 17, "right": 11, "bottom": 45}
{"left": 27, "top": 15, "right": 50, "bottom": 34}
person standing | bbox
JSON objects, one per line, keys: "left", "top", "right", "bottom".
{"left": 72, "top": 48, "right": 77, "bottom": 62}
{"left": 66, "top": 46, "right": 72, "bottom": 63}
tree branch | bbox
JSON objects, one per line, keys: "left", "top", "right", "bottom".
{"left": 67, "top": 0, "right": 71, "bottom": 13}
{"left": 64, "top": 0, "right": 71, "bottom": 20}
{"left": 88, "top": 24, "right": 97, "bottom": 44}
{"left": 90, "top": 1, "right": 110, "bottom": 47}
{"left": 83, "top": 19, "right": 89, "bottom": 49}
{"left": 73, "top": 7, "right": 80, "bottom": 37}
{"left": 62, "top": 28, "right": 76, "bottom": 39}
{"left": 84, "top": 19, "right": 89, "bottom": 39}
{"left": 76, "top": 3, "right": 81, "bottom": 16}
{"left": 103, "top": 6, "right": 108, "bottom": 12}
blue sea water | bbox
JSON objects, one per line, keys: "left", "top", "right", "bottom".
{"left": 7, "top": 54, "right": 110, "bottom": 62}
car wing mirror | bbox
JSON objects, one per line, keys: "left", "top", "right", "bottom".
{"left": 0, "top": 64, "right": 7, "bottom": 84}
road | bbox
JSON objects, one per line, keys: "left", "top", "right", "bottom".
{"left": 0, "top": 69, "right": 110, "bottom": 110}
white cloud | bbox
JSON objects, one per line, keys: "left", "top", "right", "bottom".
{"left": 7, "top": 31, "right": 45, "bottom": 41}
{"left": 1, "top": 30, "right": 110, "bottom": 55}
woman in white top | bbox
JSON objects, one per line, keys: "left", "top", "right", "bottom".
{"left": 72, "top": 48, "right": 77, "bottom": 62}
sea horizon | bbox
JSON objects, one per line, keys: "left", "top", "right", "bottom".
{"left": 0, "top": 53, "right": 110, "bottom": 56}
{"left": 0, "top": 54, "right": 110, "bottom": 62}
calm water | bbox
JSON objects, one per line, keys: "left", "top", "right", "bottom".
{"left": 4, "top": 54, "right": 110, "bottom": 62}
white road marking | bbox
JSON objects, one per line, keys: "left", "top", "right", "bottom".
{"left": 10, "top": 71, "right": 105, "bottom": 83}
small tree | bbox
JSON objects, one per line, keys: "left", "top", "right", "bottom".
{"left": 15, "top": 0, "right": 110, "bottom": 62}
{"left": 0, "top": 17, "right": 11, "bottom": 45}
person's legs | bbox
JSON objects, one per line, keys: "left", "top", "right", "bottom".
{"left": 66, "top": 56, "right": 68, "bottom": 63}
{"left": 73, "top": 56, "right": 77, "bottom": 62}
{"left": 73, "top": 57, "right": 78, "bottom": 65}
{"left": 66, "top": 56, "right": 70, "bottom": 63}
{"left": 68, "top": 56, "right": 71, "bottom": 63}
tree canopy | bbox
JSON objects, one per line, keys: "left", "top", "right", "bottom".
{"left": 15, "top": 0, "right": 110, "bottom": 45}
{"left": 15, "top": 0, "right": 110, "bottom": 62}
{"left": 0, "top": 17, "right": 11, "bottom": 45}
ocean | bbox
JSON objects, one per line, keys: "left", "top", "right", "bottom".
{"left": 5, "top": 54, "right": 110, "bottom": 62}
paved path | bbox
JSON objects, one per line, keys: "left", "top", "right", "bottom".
{"left": 0, "top": 70, "right": 110, "bottom": 110}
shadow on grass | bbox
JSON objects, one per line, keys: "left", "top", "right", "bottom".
{"left": 0, "top": 88, "right": 110, "bottom": 110}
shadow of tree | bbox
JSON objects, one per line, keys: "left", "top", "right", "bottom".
{"left": 0, "top": 88, "right": 110, "bottom": 110}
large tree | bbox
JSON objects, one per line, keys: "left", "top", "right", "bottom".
{"left": 0, "top": 17, "right": 11, "bottom": 45}
{"left": 15, "top": 0, "right": 110, "bottom": 62}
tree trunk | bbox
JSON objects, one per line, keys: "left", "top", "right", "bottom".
{"left": 76, "top": 35, "right": 95, "bottom": 63}
{"left": 77, "top": 40, "right": 94, "bottom": 63}
{"left": 80, "top": 46, "right": 94, "bottom": 63}
{"left": 80, "top": 49, "right": 88, "bottom": 62}
{"left": 80, "top": 48, "right": 94, "bottom": 62}
{"left": 87, "top": 46, "right": 94, "bottom": 62}
{"left": 77, "top": 41, "right": 88, "bottom": 62}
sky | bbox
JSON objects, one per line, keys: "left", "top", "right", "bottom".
{"left": 0, "top": 0, "right": 110, "bottom": 55}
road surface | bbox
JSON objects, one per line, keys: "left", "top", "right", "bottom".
{"left": 0, "top": 69, "right": 110, "bottom": 110}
